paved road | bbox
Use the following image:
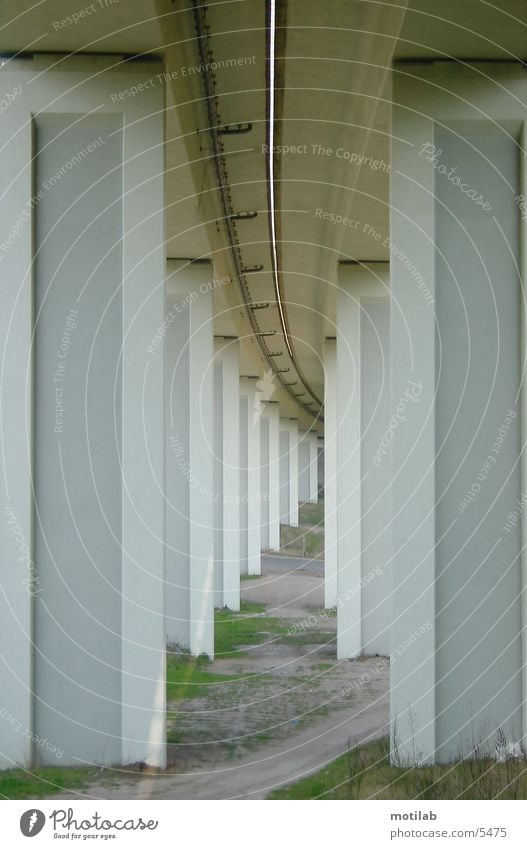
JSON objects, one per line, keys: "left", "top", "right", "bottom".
{"left": 260, "top": 552, "right": 324, "bottom": 578}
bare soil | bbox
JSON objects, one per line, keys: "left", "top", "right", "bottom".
{"left": 50, "top": 555, "right": 389, "bottom": 800}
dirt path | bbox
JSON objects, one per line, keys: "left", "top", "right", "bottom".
{"left": 79, "top": 699, "right": 389, "bottom": 800}
{"left": 51, "top": 556, "right": 389, "bottom": 800}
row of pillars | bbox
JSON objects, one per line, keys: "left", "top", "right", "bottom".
{"left": 2, "top": 58, "right": 525, "bottom": 773}
{"left": 165, "top": 257, "right": 319, "bottom": 656}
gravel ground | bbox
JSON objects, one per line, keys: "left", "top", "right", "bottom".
{"left": 50, "top": 555, "right": 389, "bottom": 800}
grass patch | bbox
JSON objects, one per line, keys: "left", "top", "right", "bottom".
{"left": 298, "top": 500, "right": 325, "bottom": 526}
{"left": 304, "top": 531, "right": 324, "bottom": 558}
{"left": 281, "top": 630, "right": 336, "bottom": 647}
{"left": 250, "top": 730, "right": 273, "bottom": 746}
{"left": 279, "top": 524, "right": 305, "bottom": 556}
{"left": 277, "top": 498, "right": 325, "bottom": 558}
{"left": 268, "top": 736, "right": 527, "bottom": 800}
{"left": 167, "top": 602, "right": 289, "bottom": 699}
{"left": 235, "top": 601, "right": 266, "bottom": 614}
{"left": 311, "top": 607, "right": 337, "bottom": 618}
{"left": 166, "top": 652, "right": 240, "bottom": 702}
{"left": 0, "top": 766, "right": 98, "bottom": 800}
{"left": 240, "top": 574, "right": 262, "bottom": 582}
{"left": 215, "top": 600, "right": 288, "bottom": 658}
{"left": 279, "top": 525, "right": 324, "bottom": 559}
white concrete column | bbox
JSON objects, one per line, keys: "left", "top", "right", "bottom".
{"left": 240, "top": 378, "right": 262, "bottom": 575}
{"left": 121, "top": 90, "right": 165, "bottom": 770}
{"left": 0, "top": 59, "right": 165, "bottom": 769}
{"left": 213, "top": 339, "right": 241, "bottom": 610}
{"left": 392, "top": 63, "right": 527, "bottom": 764}
{"left": 299, "top": 430, "right": 320, "bottom": 505}
{"left": 165, "top": 261, "right": 215, "bottom": 659}
{"left": 279, "top": 419, "right": 299, "bottom": 527}
{"left": 324, "top": 339, "right": 338, "bottom": 609}
{"left": 335, "top": 272, "right": 360, "bottom": 660}
{"left": 260, "top": 402, "right": 281, "bottom": 551}
{"left": 336, "top": 263, "right": 391, "bottom": 661}
{"left": 0, "top": 66, "right": 33, "bottom": 772}
{"left": 309, "top": 433, "right": 319, "bottom": 503}
{"left": 298, "top": 431, "right": 311, "bottom": 503}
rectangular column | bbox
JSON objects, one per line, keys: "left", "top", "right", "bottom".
{"left": 299, "top": 431, "right": 320, "bottom": 504}
{"left": 392, "top": 62, "right": 526, "bottom": 764}
{"left": 165, "top": 260, "right": 215, "bottom": 659}
{"left": 34, "top": 115, "right": 125, "bottom": 768}
{"left": 260, "top": 402, "right": 281, "bottom": 551}
{"left": 298, "top": 432, "right": 311, "bottom": 503}
{"left": 335, "top": 277, "right": 361, "bottom": 659}
{"left": 309, "top": 433, "right": 319, "bottom": 503}
{"left": 279, "top": 419, "right": 299, "bottom": 527}
{"left": 0, "top": 58, "right": 166, "bottom": 769}
{"left": 336, "top": 263, "right": 391, "bottom": 660}
{"left": 0, "top": 64, "right": 34, "bottom": 770}
{"left": 324, "top": 340, "right": 338, "bottom": 608}
{"left": 240, "top": 378, "right": 262, "bottom": 576}
{"left": 213, "top": 339, "right": 241, "bottom": 610}
{"left": 121, "top": 92, "right": 166, "bottom": 768}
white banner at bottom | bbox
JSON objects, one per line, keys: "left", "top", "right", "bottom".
{"left": 2, "top": 799, "right": 527, "bottom": 847}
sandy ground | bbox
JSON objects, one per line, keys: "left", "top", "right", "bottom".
{"left": 51, "top": 555, "right": 389, "bottom": 800}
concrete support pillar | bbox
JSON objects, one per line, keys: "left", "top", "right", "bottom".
{"left": 298, "top": 432, "right": 311, "bottom": 504}
{"left": 324, "top": 340, "right": 338, "bottom": 609}
{"left": 299, "top": 431, "right": 320, "bottom": 505}
{"left": 213, "top": 339, "right": 241, "bottom": 610}
{"left": 391, "top": 63, "right": 527, "bottom": 764}
{"left": 336, "top": 263, "right": 391, "bottom": 661}
{"left": 239, "top": 378, "right": 262, "bottom": 576}
{"left": 0, "top": 60, "right": 165, "bottom": 769}
{"left": 279, "top": 419, "right": 299, "bottom": 527}
{"left": 317, "top": 436, "right": 324, "bottom": 495}
{"left": 165, "top": 261, "right": 215, "bottom": 659}
{"left": 260, "top": 402, "right": 281, "bottom": 551}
